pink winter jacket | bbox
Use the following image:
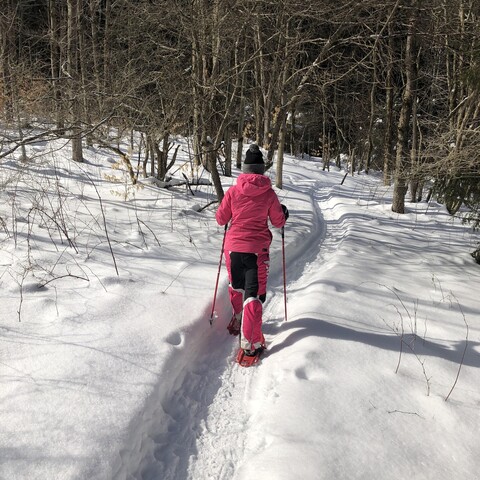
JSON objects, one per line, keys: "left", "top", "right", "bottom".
{"left": 216, "top": 173, "right": 286, "bottom": 254}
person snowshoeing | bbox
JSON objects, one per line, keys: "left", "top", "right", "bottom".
{"left": 215, "top": 144, "right": 289, "bottom": 359}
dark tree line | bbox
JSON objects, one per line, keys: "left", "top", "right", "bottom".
{"left": 1, "top": 0, "right": 479, "bottom": 241}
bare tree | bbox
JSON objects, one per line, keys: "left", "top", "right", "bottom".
{"left": 392, "top": 1, "right": 419, "bottom": 214}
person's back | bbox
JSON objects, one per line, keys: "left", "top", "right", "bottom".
{"left": 215, "top": 144, "right": 288, "bottom": 364}
{"left": 216, "top": 172, "right": 285, "bottom": 254}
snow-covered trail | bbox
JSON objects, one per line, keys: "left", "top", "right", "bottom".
{"left": 3, "top": 143, "right": 479, "bottom": 480}
{"left": 184, "top": 170, "right": 350, "bottom": 479}
{"left": 121, "top": 161, "right": 480, "bottom": 480}
{"left": 124, "top": 166, "right": 328, "bottom": 480}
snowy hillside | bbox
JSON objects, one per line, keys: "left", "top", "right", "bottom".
{"left": 1, "top": 139, "right": 479, "bottom": 480}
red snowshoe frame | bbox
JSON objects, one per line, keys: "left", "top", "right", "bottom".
{"left": 236, "top": 346, "right": 265, "bottom": 367}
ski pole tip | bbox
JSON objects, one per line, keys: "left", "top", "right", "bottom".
{"left": 209, "top": 311, "right": 218, "bottom": 326}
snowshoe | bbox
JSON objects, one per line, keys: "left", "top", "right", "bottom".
{"left": 227, "top": 315, "right": 241, "bottom": 336}
{"left": 236, "top": 346, "right": 265, "bottom": 367}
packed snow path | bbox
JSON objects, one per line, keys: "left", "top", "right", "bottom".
{"left": 122, "top": 163, "right": 480, "bottom": 480}
{"left": 126, "top": 177, "right": 326, "bottom": 480}
{"left": 2, "top": 146, "right": 479, "bottom": 480}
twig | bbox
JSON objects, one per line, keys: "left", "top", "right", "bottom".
{"left": 161, "top": 262, "right": 194, "bottom": 294}
{"left": 197, "top": 200, "right": 218, "bottom": 212}
{"left": 83, "top": 171, "right": 119, "bottom": 276}
{"left": 31, "top": 206, "right": 78, "bottom": 253}
{"left": 38, "top": 274, "right": 89, "bottom": 288}
{"left": 138, "top": 219, "right": 161, "bottom": 248}
{"left": 392, "top": 305, "right": 404, "bottom": 374}
{"left": 387, "top": 410, "right": 423, "bottom": 418}
{"left": 372, "top": 282, "right": 431, "bottom": 396}
{"left": 445, "top": 298, "right": 469, "bottom": 402}
{"left": 182, "top": 172, "right": 195, "bottom": 196}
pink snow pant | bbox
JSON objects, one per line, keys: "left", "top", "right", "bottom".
{"left": 225, "top": 251, "right": 269, "bottom": 350}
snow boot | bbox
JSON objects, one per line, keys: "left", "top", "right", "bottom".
{"left": 236, "top": 345, "right": 265, "bottom": 367}
{"left": 236, "top": 332, "right": 266, "bottom": 367}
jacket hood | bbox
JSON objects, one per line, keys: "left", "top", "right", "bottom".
{"left": 236, "top": 173, "right": 272, "bottom": 197}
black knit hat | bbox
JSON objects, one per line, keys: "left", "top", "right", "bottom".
{"left": 243, "top": 144, "right": 265, "bottom": 174}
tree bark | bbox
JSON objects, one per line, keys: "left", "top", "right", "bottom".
{"left": 392, "top": 3, "right": 418, "bottom": 214}
{"left": 383, "top": 23, "right": 395, "bottom": 186}
{"left": 275, "top": 117, "right": 287, "bottom": 189}
{"left": 67, "top": 0, "right": 83, "bottom": 162}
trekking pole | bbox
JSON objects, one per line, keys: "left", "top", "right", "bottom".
{"left": 281, "top": 226, "right": 287, "bottom": 322}
{"left": 209, "top": 224, "right": 228, "bottom": 326}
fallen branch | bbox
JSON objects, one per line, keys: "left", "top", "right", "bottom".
{"left": 387, "top": 410, "right": 423, "bottom": 418}
{"left": 38, "top": 274, "right": 89, "bottom": 288}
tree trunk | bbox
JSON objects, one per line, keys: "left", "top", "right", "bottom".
{"left": 155, "top": 133, "right": 170, "bottom": 181}
{"left": 236, "top": 78, "right": 246, "bottom": 169}
{"left": 0, "top": 1, "right": 14, "bottom": 123}
{"left": 275, "top": 118, "right": 287, "bottom": 189}
{"left": 366, "top": 56, "right": 377, "bottom": 175}
{"left": 392, "top": 5, "right": 418, "bottom": 214}
{"left": 350, "top": 147, "right": 356, "bottom": 177}
{"left": 322, "top": 103, "right": 328, "bottom": 171}
{"left": 67, "top": 0, "right": 83, "bottom": 162}
{"left": 409, "top": 86, "right": 420, "bottom": 202}
{"left": 236, "top": 109, "right": 245, "bottom": 169}
{"left": 102, "top": 0, "right": 111, "bottom": 92}
{"left": 224, "top": 128, "right": 232, "bottom": 177}
{"left": 383, "top": 23, "right": 395, "bottom": 186}
{"left": 208, "top": 149, "right": 224, "bottom": 202}
{"left": 48, "top": 0, "right": 64, "bottom": 129}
